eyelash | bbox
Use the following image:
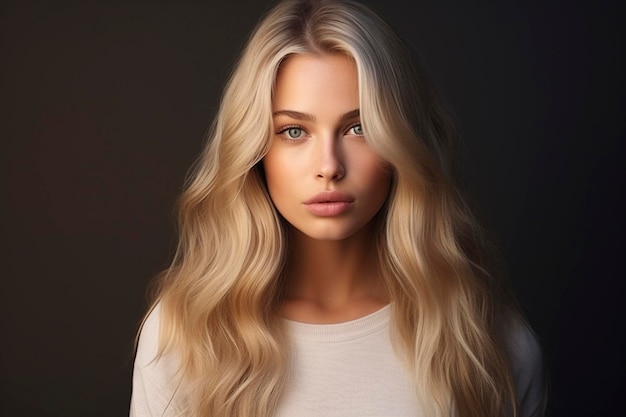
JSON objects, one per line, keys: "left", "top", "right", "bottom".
{"left": 276, "top": 125, "right": 307, "bottom": 141}
{"left": 346, "top": 123, "right": 363, "bottom": 136}
{"left": 275, "top": 123, "right": 364, "bottom": 142}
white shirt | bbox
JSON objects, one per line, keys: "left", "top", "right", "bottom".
{"left": 130, "top": 304, "right": 545, "bottom": 417}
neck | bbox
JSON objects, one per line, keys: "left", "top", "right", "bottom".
{"left": 281, "top": 225, "right": 389, "bottom": 323}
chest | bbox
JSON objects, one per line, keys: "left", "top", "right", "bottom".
{"left": 275, "top": 324, "right": 422, "bottom": 417}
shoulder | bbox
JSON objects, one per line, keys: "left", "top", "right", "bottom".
{"left": 133, "top": 302, "right": 181, "bottom": 379}
{"left": 501, "top": 312, "right": 546, "bottom": 417}
{"left": 130, "top": 303, "right": 184, "bottom": 417}
{"left": 134, "top": 303, "right": 162, "bottom": 367}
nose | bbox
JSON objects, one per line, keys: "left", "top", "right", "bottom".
{"left": 316, "top": 134, "right": 345, "bottom": 181}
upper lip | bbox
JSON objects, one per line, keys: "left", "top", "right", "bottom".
{"left": 304, "top": 191, "right": 355, "bottom": 204}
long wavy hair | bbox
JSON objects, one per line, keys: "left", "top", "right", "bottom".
{"left": 146, "top": 0, "right": 521, "bottom": 415}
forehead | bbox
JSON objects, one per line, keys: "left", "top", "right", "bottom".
{"left": 272, "top": 53, "right": 359, "bottom": 112}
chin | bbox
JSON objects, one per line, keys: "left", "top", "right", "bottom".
{"left": 291, "top": 221, "right": 375, "bottom": 243}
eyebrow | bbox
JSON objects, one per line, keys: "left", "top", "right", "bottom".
{"left": 272, "top": 109, "right": 360, "bottom": 122}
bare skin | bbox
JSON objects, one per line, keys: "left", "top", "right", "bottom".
{"left": 263, "top": 53, "right": 391, "bottom": 324}
{"left": 281, "top": 227, "right": 389, "bottom": 324}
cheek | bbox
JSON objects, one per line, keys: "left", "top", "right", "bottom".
{"left": 262, "top": 150, "right": 292, "bottom": 198}
{"left": 369, "top": 169, "right": 392, "bottom": 205}
{"left": 355, "top": 153, "right": 392, "bottom": 197}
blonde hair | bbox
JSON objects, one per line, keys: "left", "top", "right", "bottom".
{"left": 148, "top": 0, "right": 521, "bottom": 416}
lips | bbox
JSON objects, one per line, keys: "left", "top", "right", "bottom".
{"left": 304, "top": 191, "right": 354, "bottom": 204}
{"left": 303, "top": 191, "right": 355, "bottom": 216}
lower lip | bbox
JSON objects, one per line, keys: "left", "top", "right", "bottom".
{"left": 305, "top": 201, "right": 354, "bottom": 216}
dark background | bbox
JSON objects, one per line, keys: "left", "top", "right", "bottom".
{"left": 1, "top": 0, "right": 624, "bottom": 416}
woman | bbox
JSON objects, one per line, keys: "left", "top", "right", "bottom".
{"left": 130, "top": 1, "right": 545, "bottom": 416}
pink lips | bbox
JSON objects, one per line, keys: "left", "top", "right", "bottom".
{"left": 303, "top": 191, "right": 355, "bottom": 216}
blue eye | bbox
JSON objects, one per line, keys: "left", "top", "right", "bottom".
{"left": 286, "top": 127, "right": 303, "bottom": 139}
{"left": 348, "top": 124, "right": 363, "bottom": 135}
{"left": 276, "top": 125, "right": 307, "bottom": 142}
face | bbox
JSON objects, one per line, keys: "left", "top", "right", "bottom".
{"left": 263, "top": 53, "right": 391, "bottom": 241}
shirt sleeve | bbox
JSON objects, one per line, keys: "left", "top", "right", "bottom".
{"left": 129, "top": 303, "right": 184, "bottom": 417}
{"left": 504, "top": 315, "right": 547, "bottom": 417}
